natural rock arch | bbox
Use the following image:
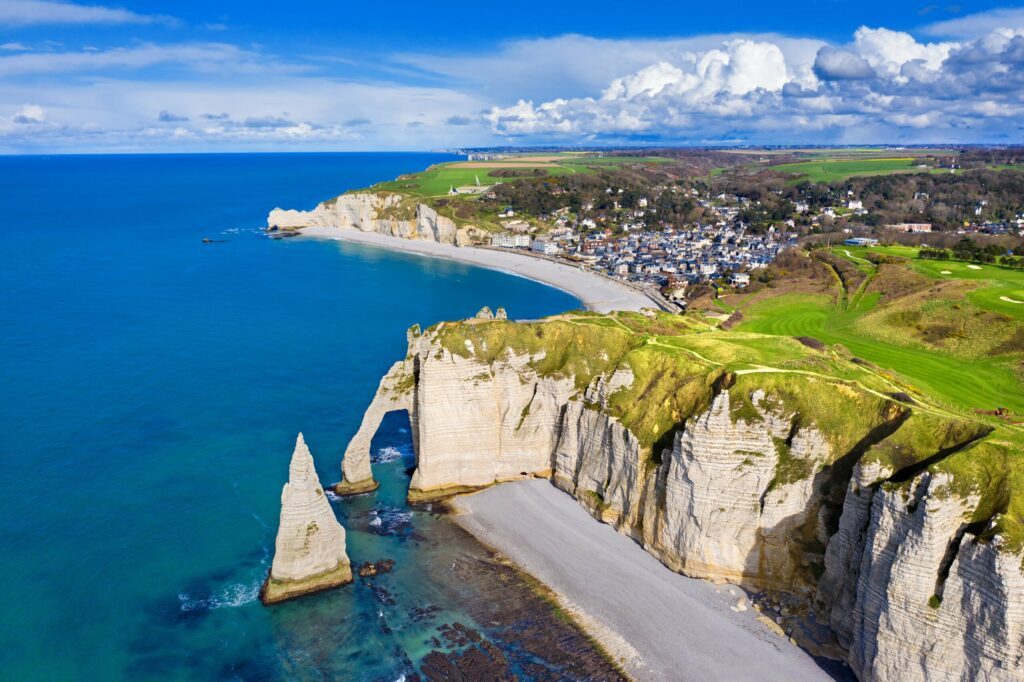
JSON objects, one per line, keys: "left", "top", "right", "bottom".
{"left": 336, "top": 359, "right": 417, "bottom": 495}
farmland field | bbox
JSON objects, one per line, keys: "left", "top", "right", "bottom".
{"left": 771, "top": 157, "right": 950, "bottom": 183}
{"left": 368, "top": 154, "right": 670, "bottom": 197}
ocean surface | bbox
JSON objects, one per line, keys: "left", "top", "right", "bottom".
{"left": 0, "top": 153, "right": 599, "bottom": 680}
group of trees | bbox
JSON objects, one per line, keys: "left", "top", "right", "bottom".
{"left": 482, "top": 165, "right": 705, "bottom": 232}
{"left": 709, "top": 164, "right": 1024, "bottom": 231}
{"left": 919, "top": 238, "right": 1022, "bottom": 267}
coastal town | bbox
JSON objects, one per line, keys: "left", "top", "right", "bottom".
{"left": 483, "top": 182, "right": 1023, "bottom": 304}
{"left": 487, "top": 197, "right": 794, "bottom": 298}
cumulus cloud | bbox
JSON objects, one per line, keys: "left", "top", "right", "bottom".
{"left": 157, "top": 110, "right": 188, "bottom": 122}
{"left": 813, "top": 47, "right": 876, "bottom": 80}
{"left": 483, "top": 25, "right": 1024, "bottom": 143}
{"left": 12, "top": 103, "right": 44, "bottom": 123}
{"left": 242, "top": 115, "right": 295, "bottom": 129}
{"left": 0, "top": 0, "right": 178, "bottom": 26}
{"left": 395, "top": 33, "right": 824, "bottom": 104}
{"left": 200, "top": 112, "right": 229, "bottom": 120}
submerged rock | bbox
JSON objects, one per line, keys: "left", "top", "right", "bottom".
{"left": 358, "top": 559, "right": 396, "bottom": 579}
{"left": 261, "top": 433, "right": 352, "bottom": 605}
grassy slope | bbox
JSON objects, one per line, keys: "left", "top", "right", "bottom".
{"left": 732, "top": 247, "right": 1023, "bottom": 415}
{"left": 430, "top": 308, "right": 1023, "bottom": 555}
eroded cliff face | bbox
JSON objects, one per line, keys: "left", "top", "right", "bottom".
{"left": 268, "top": 192, "right": 486, "bottom": 246}
{"left": 342, "top": 316, "right": 1024, "bottom": 679}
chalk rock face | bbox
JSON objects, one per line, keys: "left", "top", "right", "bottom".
{"left": 820, "top": 470, "right": 1024, "bottom": 681}
{"left": 552, "top": 370, "right": 643, "bottom": 531}
{"left": 408, "top": 343, "right": 575, "bottom": 501}
{"left": 646, "top": 391, "right": 829, "bottom": 588}
{"left": 268, "top": 192, "right": 486, "bottom": 246}
{"left": 345, "top": 321, "right": 1024, "bottom": 678}
{"left": 261, "top": 434, "right": 352, "bottom": 604}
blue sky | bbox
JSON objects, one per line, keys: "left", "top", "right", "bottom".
{"left": 2, "top": 0, "right": 1024, "bottom": 151}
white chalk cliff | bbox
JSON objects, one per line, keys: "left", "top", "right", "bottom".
{"left": 261, "top": 433, "right": 352, "bottom": 604}
{"left": 268, "top": 192, "right": 486, "bottom": 246}
{"left": 342, "top": 320, "right": 1024, "bottom": 680}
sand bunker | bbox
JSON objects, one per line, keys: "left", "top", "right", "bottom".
{"left": 941, "top": 270, "right": 952, "bottom": 274}
{"left": 967, "top": 265, "right": 982, "bottom": 270}
{"left": 1000, "top": 296, "right": 1023, "bottom": 304}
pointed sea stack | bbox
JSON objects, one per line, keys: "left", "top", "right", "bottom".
{"left": 261, "top": 433, "right": 353, "bottom": 605}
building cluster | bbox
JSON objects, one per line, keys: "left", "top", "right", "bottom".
{"left": 490, "top": 200, "right": 795, "bottom": 291}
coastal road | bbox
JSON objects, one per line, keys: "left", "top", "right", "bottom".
{"left": 452, "top": 479, "right": 834, "bottom": 682}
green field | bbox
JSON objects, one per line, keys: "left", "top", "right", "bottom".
{"left": 730, "top": 247, "right": 1024, "bottom": 415}
{"left": 771, "top": 157, "right": 949, "bottom": 183}
{"left": 368, "top": 154, "right": 670, "bottom": 197}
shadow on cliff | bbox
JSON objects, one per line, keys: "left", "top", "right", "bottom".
{"left": 738, "top": 405, "right": 913, "bottom": 680}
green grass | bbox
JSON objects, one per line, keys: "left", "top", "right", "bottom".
{"left": 771, "top": 158, "right": 948, "bottom": 183}
{"left": 834, "top": 245, "right": 1024, "bottom": 321}
{"left": 368, "top": 162, "right": 580, "bottom": 197}
{"left": 736, "top": 290, "right": 1023, "bottom": 414}
{"left": 366, "top": 156, "right": 670, "bottom": 198}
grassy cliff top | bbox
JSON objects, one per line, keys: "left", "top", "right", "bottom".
{"left": 430, "top": 305, "right": 1024, "bottom": 559}
{"left": 366, "top": 153, "right": 670, "bottom": 198}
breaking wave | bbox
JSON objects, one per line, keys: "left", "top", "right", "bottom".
{"left": 178, "top": 578, "right": 261, "bottom": 612}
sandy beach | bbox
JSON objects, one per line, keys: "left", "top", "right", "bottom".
{"left": 452, "top": 480, "right": 834, "bottom": 682}
{"left": 299, "top": 227, "right": 660, "bottom": 313}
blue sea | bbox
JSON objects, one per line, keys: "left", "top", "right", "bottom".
{"left": 0, "top": 153, "right": 597, "bottom": 680}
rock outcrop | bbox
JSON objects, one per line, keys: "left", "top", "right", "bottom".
{"left": 268, "top": 192, "right": 486, "bottom": 246}
{"left": 342, "top": 315, "right": 1024, "bottom": 679}
{"left": 262, "top": 433, "right": 353, "bottom": 605}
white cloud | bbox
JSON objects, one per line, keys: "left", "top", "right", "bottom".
{"left": 1, "top": 42, "right": 30, "bottom": 51}
{"left": 12, "top": 103, "right": 45, "bottom": 123}
{"left": 0, "top": 42, "right": 302, "bottom": 77}
{"left": 852, "top": 27, "right": 955, "bottom": 74}
{"left": 0, "top": 0, "right": 178, "bottom": 26}
{"left": 5, "top": 20, "right": 1024, "bottom": 151}
{"left": 483, "top": 25, "right": 1024, "bottom": 144}
{"left": 394, "top": 33, "right": 824, "bottom": 104}
{"left": 813, "top": 47, "right": 876, "bottom": 80}
{"left": 921, "top": 7, "right": 1024, "bottom": 39}
{"left": 0, "top": 76, "right": 494, "bottom": 152}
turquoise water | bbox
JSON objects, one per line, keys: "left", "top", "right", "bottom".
{"left": 0, "top": 154, "right": 591, "bottom": 680}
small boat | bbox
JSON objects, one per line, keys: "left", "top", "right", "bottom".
{"left": 202, "top": 238, "right": 227, "bottom": 244}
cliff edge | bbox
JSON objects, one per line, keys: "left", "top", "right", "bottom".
{"left": 343, "top": 310, "right": 1024, "bottom": 680}
{"left": 268, "top": 192, "right": 486, "bottom": 246}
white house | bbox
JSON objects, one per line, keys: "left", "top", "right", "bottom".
{"left": 491, "top": 233, "right": 530, "bottom": 248}
{"left": 531, "top": 238, "right": 560, "bottom": 255}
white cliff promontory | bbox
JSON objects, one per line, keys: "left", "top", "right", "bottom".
{"left": 261, "top": 433, "right": 352, "bottom": 605}
{"left": 268, "top": 192, "right": 486, "bottom": 246}
{"left": 341, "top": 316, "right": 1024, "bottom": 679}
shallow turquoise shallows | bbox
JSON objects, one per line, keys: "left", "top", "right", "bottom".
{"left": 0, "top": 153, "right": 580, "bottom": 680}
